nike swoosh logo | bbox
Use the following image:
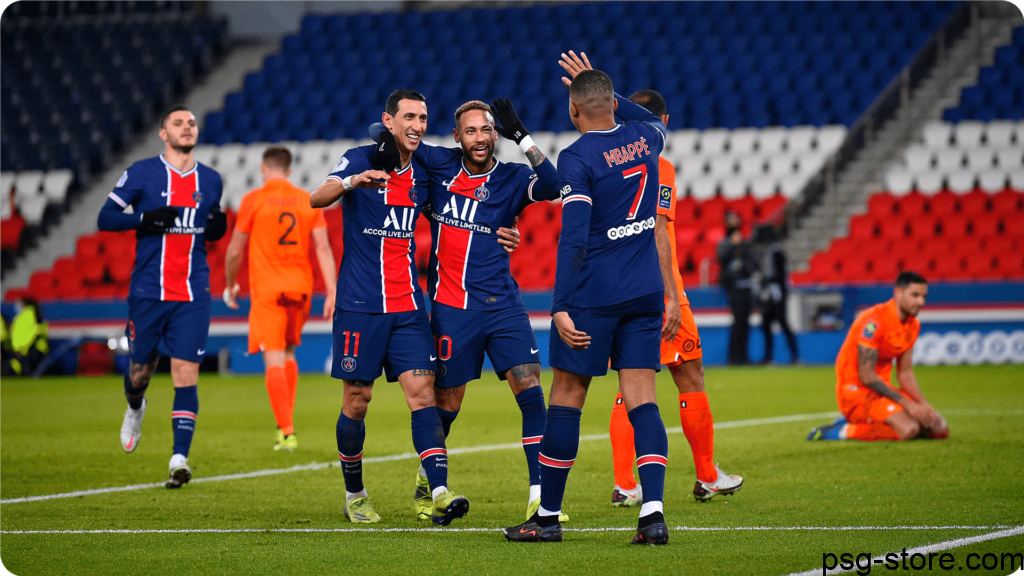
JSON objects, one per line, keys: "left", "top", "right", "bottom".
{"left": 197, "top": 349, "right": 205, "bottom": 355}
{"left": 160, "top": 190, "right": 170, "bottom": 197}
{"left": 530, "top": 348, "right": 539, "bottom": 354}
{"left": 429, "top": 356, "right": 437, "bottom": 361}
{"left": 442, "top": 179, "right": 455, "bottom": 187}
{"left": 519, "top": 528, "right": 536, "bottom": 536}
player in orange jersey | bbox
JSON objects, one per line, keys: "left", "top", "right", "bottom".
{"left": 603, "top": 87, "right": 743, "bottom": 505}
{"left": 808, "top": 271, "right": 949, "bottom": 441}
{"left": 223, "top": 146, "right": 338, "bottom": 451}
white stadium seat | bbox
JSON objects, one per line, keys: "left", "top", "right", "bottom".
{"left": 903, "top": 145, "right": 933, "bottom": 173}
{"left": 677, "top": 156, "right": 708, "bottom": 179}
{"left": 922, "top": 121, "right": 953, "bottom": 149}
{"left": 1, "top": 194, "right": 10, "bottom": 220}
{"left": 215, "top": 144, "right": 245, "bottom": 171}
{"left": 953, "top": 121, "right": 985, "bottom": 149}
{"left": 749, "top": 177, "right": 778, "bottom": 199}
{"left": 945, "top": 169, "right": 975, "bottom": 194}
{"left": 1009, "top": 169, "right": 1024, "bottom": 191}
{"left": 14, "top": 171, "right": 44, "bottom": 203}
{"left": 19, "top": 195, "right": 46, "bottom": 226}
{"left": 698, "top": 129, "right": 729, "bottom": 154}
{"left": 995, "top": 147, "right": 1023, "bottom": 169}
{"left": 302, "top": 140, "right": 332, "bottom": 167}
{"left": 984, "top": 121, "right": 1015, "bottom": 148}
{"left": 241, "top": 143, "right": 270, "bottom": 169}
{"left": 965, "top": 148, "right": 995, "bottom": 170}
{"left": 728, "top": 128, "right": 759, "bottom": 154}
{"left": 530, "top": 131, "right": 557, "bottom": 158}
{"left": 328, "top": 139, "right": 357, "bottom": 165}
{"left": 689, "top": 176, "right": 718, "bottom": 200}
{"left": 736, "top": 155, "right": 766, "bottom": 177}
{"left": 667, "top": 130, "right": 699, "bottom": 156}
{"left": 0, "top": 172, "right": 14, "bottom": 195}
{"left": 884, "top": 168, "right": 914, "bottom": 196}
{"left": 934, "top": 148, "right": 964, "bottom": 171}
{"left": 766, "top": 154, "right": 796, "bottom": 178}
{"left": 977, "top": 169, "right": 1007, "bottom": 192}
{"left": 192, "top": 145, "right": 216, "bottom": 167}
{"left": 707, "top": 156, "right": 737, "bottom": 177}
{"left": 494, "top": 136, "right": 519, "bottom": 163}
{"left": 42, "top": 169, "right": 73, "bottom": 204}
{"left": 720, "top": 176, "right": 748, "bottom": 199}
{"left": 778, "top": 174, "right": 807, "bottom": 198}
{"left": 786, "top": 126, "right": 816, "bottom": 153}
{"left": 816, "top": 125, "right": 847, "bottom": 153}
{"left": 797, "top": 151, "right": 828, "bottom": 176}
{"left": 915, "top": 171, "right": 944, "bottom": 195}
{"left": 757, "top": 127, "right": 787, "bottom": 154}
{"left": 553, "top": 132, "right": 578, "bottom": 156}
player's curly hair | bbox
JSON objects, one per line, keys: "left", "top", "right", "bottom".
{"left": 454, "top": 100, "right": 492, "bottom": 130}
{"left": 385, "top": 89, "right": 427, "bottom": 117}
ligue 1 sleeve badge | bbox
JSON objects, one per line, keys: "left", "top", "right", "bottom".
{"left": 862, "top": 320, "right": 878, "bottom": 339}
{"left": 474, "top": 185, "right": 490, "bottom": 201}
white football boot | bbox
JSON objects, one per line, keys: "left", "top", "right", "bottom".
{"left": 120, "top": 398, "right": 146, "bottom": 453}
{"left": 611, "top": 484, "right": 643, "bottom": 507}
{"left": 693, "top": 464, "right": 743, "bottom": 502}
{"left": 166, "top": 453, "right": 192, "bottom": 489}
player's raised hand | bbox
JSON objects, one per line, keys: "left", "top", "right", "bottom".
{"left": 223, "top": 283, "right": 241, "bottom": 310}
{"left": 496, "top": 218, "right": 520, "bottom": 254}
{"left": 371, "top": 130, "right": 402, "bottom": 173}
{"left": 490, "top": 98, "right": 530, "bottom": 145}
{"left": 352, "top": 170, "right": 391, "bottom": 189}
{"left": 323, "top": 291, "right": 336, "bottom": 319}
{"left": 662, "top": 302, "right": 681, "bottom": 342}
{"left": 559, "top": 50, "right": 594, "bottom": 87}
{"left": 553, "top": 311, "right": 591, "bottom": 349}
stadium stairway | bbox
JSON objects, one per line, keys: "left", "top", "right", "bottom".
{"left": 784, "top": 5, "right": 1021, "bottom": 269}
{"left": 0, "top": 42, "right": 279, "bottom": 297}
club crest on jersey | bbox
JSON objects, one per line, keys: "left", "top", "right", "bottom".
{"left": 863, "top": 320, "right": 878, "bottom": 339}
{"left": 408, "top": 186, "right": 418, "bottom": 203}
{"left": 192, "top": 190, "right": 203, "bottom": 204}
{"left": 341, "top": 357, "right": 357, "bottom": 372}
{"left": 474, "top": 186, "right": 490, "bottom": 201}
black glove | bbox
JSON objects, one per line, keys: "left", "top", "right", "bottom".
{"left": 371, "top": 129, "right": 402, "bottom": 173}
{"left": 205, "top": 206, "right": 228, "bottom": 241}
{"left": 139, "top": 206, "right": 178, "bottom": 233}
{"left": 491, "top": 97, "right": 529, "bottom": 144}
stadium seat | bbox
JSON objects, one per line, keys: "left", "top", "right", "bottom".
{"left": 921, "top": 121, "right": 953, "bottom": 148}
{"left": 885, "top": 169, "right": 915, "bottom": 196}
{"left": 915, "top": 172, "right": 944, "bottom": 195}
{"left": 903, "top": 145, "right": 933, "bottom": 173}
{"left": 954, "top": 121, "right": 985, "bottom": 148}
{"left": 899, "top": 192, "right": 928, "bottom": 218}
{"left": 928, "top": 191, "right": 958, "bottom": 217}
{"left": 946, "top": 170, "right": 975, "bottom": 193}
{"left": 750, "top": 178, "right": 778, "bottom": 199}
{"left": 960, "top": 189, "right": 990, "bottom": 214}
{"left": 978, "top": 169, "right": 1008, "bottom": 191}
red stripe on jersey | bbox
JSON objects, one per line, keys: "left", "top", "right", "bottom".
{"left": 383, "top": 166, "right": 416, "bottom": 207}
{"left": 636, "top": 454, "right": 668, "bottom": 467}
{"left": 447, "top": 168, "right": 490, "bottom": 200}
{"left": 162, "top": 234, "right": 194, "bottom": 301}
{"left": 381, "top": 237, "right": 417, "bottom": 313}
{"left": 338, "top": 451, "right": 363, "bottom": 462}
{"left": 522, "top": 436, "right": 543, "bottom": 445}
{"left": 433, "top": 224, "right": 472, "bottom": 309}
{"left": 419, "top": 448, "right": 447, "bottom": 460}
{"left": 168, "top": 170, "right": 199, "bottom": 208}
{"left": 538, "top": 453, "right": 575, "bottom": 469}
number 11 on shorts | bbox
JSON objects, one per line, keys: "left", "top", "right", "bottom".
{"left": 342, "top": 331, "right": 360, "bottom": 356}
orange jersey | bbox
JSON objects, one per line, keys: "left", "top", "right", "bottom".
{"left": 656, "top": 156, "right": 689, "bottom": 306}
{"left": 235, "top": 178, "right": 327, "bottom": 299}
{"left": 835, "top": 299, "right": 920, "bottom": 387}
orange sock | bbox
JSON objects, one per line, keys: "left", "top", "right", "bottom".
{"left": 284, "top": 358, "right": 299, "bottom": 416}
{"left": 609, "top": 393, "right": 637, "bottom": 490}
{"left": 679, "top": 392, "right": 717, "bottom": 483}
{"left": 844, "top": 422, "right": 901, "bottom": 441}
{"left": 265, "top": 366, "right": 293, "bottom": 436}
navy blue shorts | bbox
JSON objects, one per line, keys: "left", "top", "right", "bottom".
{"left": 331, "top": 308, "right": 436, "bottom": 383}
{"left": 431, "top": 302, "right": 541, "bottom": 388}
{"left": 548, "top": 294, "right": 663, "bottom": 377}
{"left": 126, "top": 295, "right": 211, "bottom": 364}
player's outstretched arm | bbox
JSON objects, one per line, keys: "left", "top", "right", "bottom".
{"left": 312, "top": 227, "right": 337, "bottom": 319}
{"left": 490, "top": 97, "right": 561, "bottom": 201}
{"left": 310, "top": 170, "right": 390, "bottom": 208}
{"left": 655, "top": 215, "right": 681, "bottom": 341}
{"left": 557, "top": 51, "right": 667, "bottom": 138}
{"left": 222, "top": 229, "right": 248, "bottom": 309}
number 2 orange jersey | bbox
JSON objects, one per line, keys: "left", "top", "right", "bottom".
{"left": 235, "top": 178, "right": 327, "bottom": 300}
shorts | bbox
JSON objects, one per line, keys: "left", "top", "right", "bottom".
{"left": 661, "top": 303, "right": 702, "bottom": 366}
{"left": 126, "top": 295, "right": 211, "bottom": 364}
{"left": 248, "top": 292, "right": 311, "bottom": 354}
{"left": 431, "top": 302, "right": 541, "bottom": 388}
{"left": 837, "top": 382, "right": 905, "bottom": 424}
{"left": 549, "top": 296, "right": 663, "bottom": 377}
{"left": 331, "top": 308, "right": 435, "bottom": 383}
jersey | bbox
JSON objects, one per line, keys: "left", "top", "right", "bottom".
{"left": 656, "top": 156, "right": 689, "bottom": 307}
{"left": 835, "top": 299, "right": 920, "bottom": 387}
{"left": 552, "top": 119, "right": 666, "bottom": 312}
{"left": 416, "top": 144, "right": 549, "bottom": 310}
{"left": 326, "top": 145, "right": 427, "bottom": 314}
{"left": 108, "top": 155, "right": 223, "bottom": 302}
{"left": 234, "top": 178, "right": 327, "bottom": 301}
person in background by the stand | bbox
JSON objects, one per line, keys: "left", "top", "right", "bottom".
{"left": 716, "top": 211, "right": 757, "bottom": 366}
{"left": 754, "top": 224, "right": 799, "bottom": 365}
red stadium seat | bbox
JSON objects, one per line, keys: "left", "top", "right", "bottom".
{"left": 938, "top": 215, "right": 968, "bottom": 238}
{"left": 0, "top": 214, "right": 25, "bottom": 251}
{"left": 984, "top": 236, "right": 1015, "bottom": 255}
{"left": 897, "top": 192, "right": 927, "bottom": 218}
{"left": 759, "top": 197, "right": 787, "bottom": 219}
{"left": 991, "top": 189, "right": 1023, "bottom": 213}
{"left": 1004, "top": 218, "right": 1024, "bottom": 237}
{"left": 928, "top": 191, "right": 958, "bottom": 218}
{"left": 829, "top": 237, "right": 857, "bottom": 257}
{"left": 675, "top": 196, "right": 698, "bottom": 224}
{"left": 907, "top": 217, "right": 937, "bottom": 240}
{"left": 839, "top": 255, "right": 872, "bottom": 281}
{"left": 878, "top": 218, "right": 908, "bottom": 242}
{"left": 730, "top": 196, "right": 757, "bottom": 223}
{"left": 869, "top": 257, "right": 901, "bottom": 283}
{"left": 900, "top": 252, "right": 934, "bottom": 274}
{"left": 676, "top": 225, "right": 700, "bottom": 246}
{"left": 969, "top": 215, "right": 1000, "bottom": 238}
{"left": 959, "top": 190, "right": 990, "bottom": 215}
{"left": 996, "top": 252, "right": 1024, "bottom": 279}
{"left": 964, "top": 253, "right": 997, "bottom": 279}
{"left": 699, "top": 197, "right": 729, "bottom": 224}
{"left": 76, "top": 235, "right": 101, "bottom": 260}
{"left": 703, "top": 225, "right": 726, "bottom": 245}
{"left": 857, "top": 238, "right": 891, "bottom": 257}
{"left": 848, "top": 214, "right": 876, "bottom": 239}
{"left": 867, "top": 192, "right": 896, "bottom": 217}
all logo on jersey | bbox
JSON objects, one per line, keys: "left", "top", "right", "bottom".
{"left": 441, "top": 195, "right": 480, "bottom": 223}
{"left": 658, "top": 184, "right": 673, "bottom": 210}
{"left": 341, "top": 357, "right": 357, "bottom": 372}
{"left": 474, "top": 185, "right": 490, "bottom": 201}
{"left": 382, "top": 207, "right": 415, "bottom": 231}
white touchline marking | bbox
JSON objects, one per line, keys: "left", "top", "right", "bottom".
{"left": 781, "top": 525, "right": 1024, "bottom": 576}
{"left": 0, "top": 525, "right": 1015, "bottom": 536}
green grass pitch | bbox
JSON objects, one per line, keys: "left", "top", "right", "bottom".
{"left": 1, "top": 365, "right": 1022, "bottom": 575}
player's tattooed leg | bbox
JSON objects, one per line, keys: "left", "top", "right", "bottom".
{"left": 128, "top": 360, "right": 158, "bottom": 389}
{"left": 508, "top": 362, "right": 542, "bottom": 394}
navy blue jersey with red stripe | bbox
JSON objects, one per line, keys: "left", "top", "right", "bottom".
{"left": 108, "top": 155, "right": 223, "bottom": 302}
{"left": 327, "top": 145, "right": 427, "bottom": 314}
{"left": 552, "top": 102, "right": 667, "bottom": 313}
{"left": 416, "top": 143, "right": 553, "bottom": 310}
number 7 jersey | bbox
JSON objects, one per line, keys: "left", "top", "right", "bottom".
{"left": 326, "top": 145, "right": 427, "bottom": 314}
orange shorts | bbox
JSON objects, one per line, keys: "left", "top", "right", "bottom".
{"left": 248, "top": 292, "right": 311, "bottom": 354}
{"left": 836, "top": 382, "right": 905, "bottom": 424}
{"left": 661, "top": 303, "right": 702, "bottom": 366}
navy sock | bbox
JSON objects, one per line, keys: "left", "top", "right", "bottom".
{"left": 171, "top": 386, "right": 199, "bottom": 457}
{"left": 411, "top": 407, "right": 448, "bottom": 492}
{"left": 124, "top": 374, "right": 148, "bottom": 410}
{"left": 515, "top": 386, "right": 547, "bottom": 486}
{"left": 336, "top": 412, "right": 366, "bottom": 494}
{"left": 629, "top": 403, "right": 669, "bottom": 507}
{"left": 538, "top": 405, "right": 581, "bottom": 514}
{"left": 436, "top": 407, "right": 459, "bottom": 439}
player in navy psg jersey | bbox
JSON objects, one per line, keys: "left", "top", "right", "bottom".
{"left": 97, "top": 105, "right": 227, "bottom": 489}
{"left": 505, "top": 57, "right": 675, "bottom": 546}
{"left": 372, "top": 98, "right": 562, "bottom": 521}
{"left": 310, "top": 89, "right": 469, "bottom": 526}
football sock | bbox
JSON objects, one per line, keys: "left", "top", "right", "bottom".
{"left": 336, "top": 412, "right": 365, "bottom": 494}
{"left": 538, "top": 405, "right": 581, "bottom": 516}
{"left": 515, "top": 385, "right": 546, "bottom": 487}
{"left": 265, "top": 366, "right": 293, "bottom": 436}
{"left": 284, "top": 358, "right": 299, "bottom": 414}
{"left": 534, "top": 509, "right": 560, "bottom": 527}
{"left": 679, "top": 392, "right": 717, "bottom": 483}
{"left": 171, "top": 385, "right": 199, "bottom": 457}
{"left": 123, "top": 374, "right": 148, "bottom": 410}
{"left": 436, "top": 407, "right": 459, "bottom": 438}
{"left": 638, "top": 510, "right": 665, "bottom": 529}
{"left": 609, "top": 392, "right": 638, "bottom": 490}
{"left": 844, "top": 422, "right": 901, "bottom": 441}
{"left": 629, "top": 403, "right": 668, "bottom": 515}
{"left": 410, "top": 407, "right": 448, "bottom": 492}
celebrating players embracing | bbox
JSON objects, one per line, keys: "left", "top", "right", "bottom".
{"left": 310, "top": 89, "right": 468, "bottom": 526}
{"left": 97, "top": 105, "right": 227, "bottom": 488}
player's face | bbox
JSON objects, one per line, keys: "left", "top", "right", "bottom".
{"left": 454, "top": 109, "right": 496, "bottom": 168}
{"left": 895, "top": 282, "right": 928, "bottom": 317}
{"left": 160, "top": 111, "right": 198, "bottom": 153}
{"left": 384, "top": 99, "right": 428, "bottom": 154}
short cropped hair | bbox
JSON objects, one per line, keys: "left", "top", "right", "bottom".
{"left": 629, "top": 89, "right": 668, "bottom": 117}
{"left": 895, "top": 270, "right": 927, "bottom": 288}
{"left": 262, "top": 146, "right": 292, "bottom": 170}
{"left": 160, "top": 105, "right": 192, "bottom": 128}
{"left": 570, "top": 69, "right": 614, "bottom": 103}
{"left": 454, "top": 100, "right": 492, "bottom": 129}
{"left": 385, "top": 89, "right": 427, "bottom": 117}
